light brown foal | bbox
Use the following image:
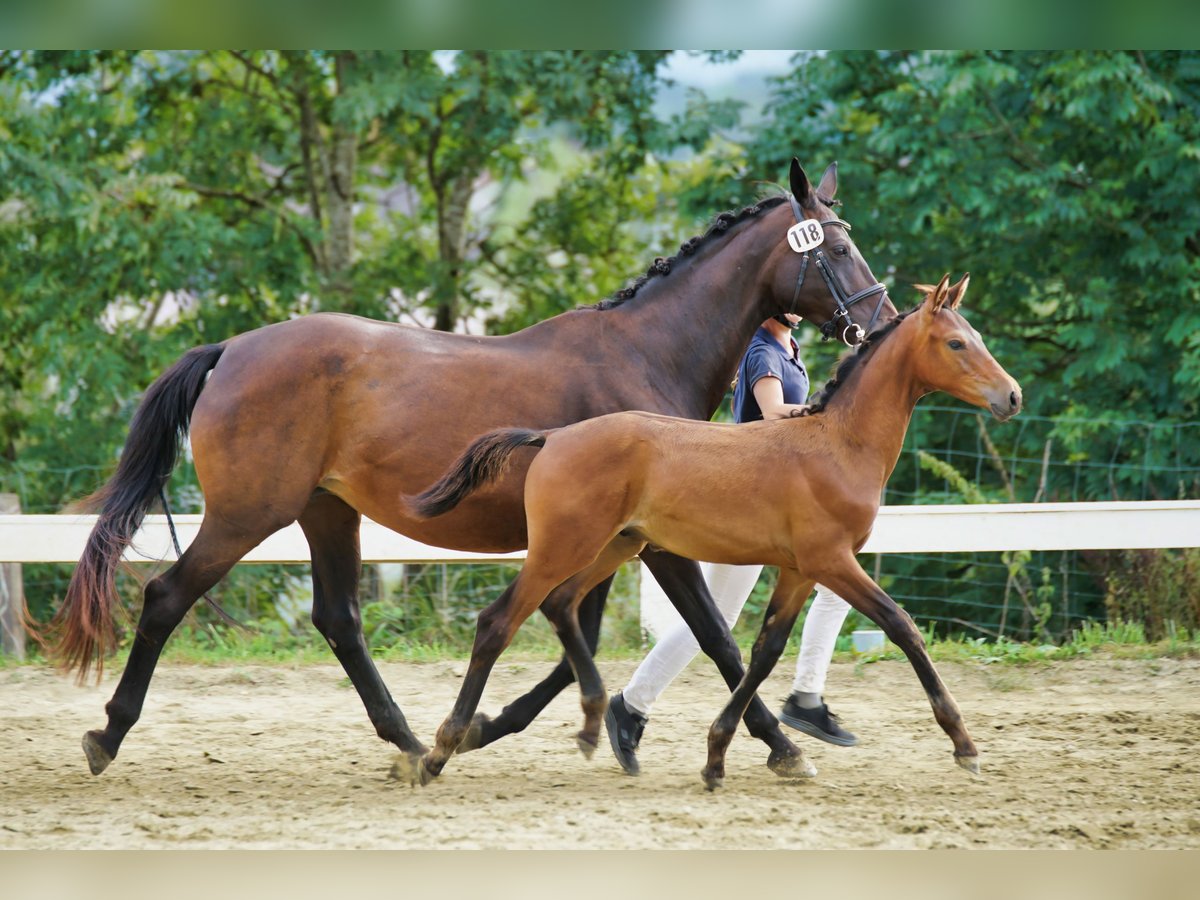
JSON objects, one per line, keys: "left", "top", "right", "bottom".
{"left": 403, "top": 273, "right": 1022, "bottom": 789}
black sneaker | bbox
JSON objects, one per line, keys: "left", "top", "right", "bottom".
{"left": 604, "top": 692, "right": 647, "bottom": 776}
{"left": 779, "top": 695, "right": 858, "bottom": 746}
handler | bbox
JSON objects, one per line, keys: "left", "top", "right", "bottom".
{"left": 605, "top": 312, "right": 857, "bottom": 775}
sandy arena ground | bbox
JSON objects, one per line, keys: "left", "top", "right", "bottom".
{"left": 1, "top": 655, "right": 1198, "bottom": 849}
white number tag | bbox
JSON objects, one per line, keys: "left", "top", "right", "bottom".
{"left": 787, "top": 220, "right": 825, "bottom": 253}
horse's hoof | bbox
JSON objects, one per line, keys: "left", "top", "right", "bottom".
{"left": 955, "top": 754, "right": 981, "bottom": 776}
{"left": 767, "top": 749, "right": 818, "bottom": 779}
{"left": 702, "top": 770, "right": 724, "bottom": 792}
{"left": 575, "top": 731, "right": 599, "bottom": 760}
{"left": 455, "top": 714, "right": 490, "bottom": 755}
{"left": 388, "top": 751, "right": 426, "bottom": 787}
{"left": 82, "top": 731, "right": 113, "bottom": 776}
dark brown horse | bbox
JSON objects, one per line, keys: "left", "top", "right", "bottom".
{"left": 55, "top": 159, "right": 896, "bottom": 780}
{"left": 401, "top": 274, "right": 1022, "bottom": 789}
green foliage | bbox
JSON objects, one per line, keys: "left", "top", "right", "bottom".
{"left": 1102, "top": 548, "right": 1200, "bottom": 639}
{"left": 749, "top": 51, "right": 1200, "bottom": 502}
{"left": 745, "top": 52, "right": 1200, "bottom": 643}
{"left": 6, "top": 51, "right": 1200, "bottom": 653}
{"left": 0, "top": 51, "right": 731, "bottom": 629}
{"left": 917, "top": 450, "right": 989, "bottom": 504}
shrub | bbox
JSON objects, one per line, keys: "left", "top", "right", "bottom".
{"left": 1101, "top": 549, "right": 1200, "bottom": 640}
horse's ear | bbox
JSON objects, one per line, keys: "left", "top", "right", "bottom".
{"left": 816, "top": 161, "right": 838, "bottom": 202}
{"left": 947, "top": 273, "right": 970, "bottom": 310}
{"left": 790, "top": 158, "right": 816, "bottom": 210}
{"left": 922, "top": 273, "right": 952, "bottom": 315}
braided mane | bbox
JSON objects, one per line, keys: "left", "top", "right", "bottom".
{"left": 586, "top": 195, "right": 789, "bottom": 311}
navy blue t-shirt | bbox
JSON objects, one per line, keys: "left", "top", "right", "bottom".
{"left": 732, "top": 327, "right": 810, "bottom": 424}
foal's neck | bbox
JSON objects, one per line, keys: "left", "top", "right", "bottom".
{"left": 822, "top": 320, "right": 926, "bottom": 488}
{"left": 610, "top": 218, "right": 779, "bottom": 419}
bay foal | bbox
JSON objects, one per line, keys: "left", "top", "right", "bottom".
{"left": 403, "top": 274, "right": 1021, "bottom": 788}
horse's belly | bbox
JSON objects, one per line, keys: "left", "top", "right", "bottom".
{"left": 636, "top": 510, "right": 793, "bottom": 569}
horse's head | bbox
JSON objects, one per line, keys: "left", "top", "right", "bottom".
{"left": 910, "top": 274, "right": 1023, "bottom": 421}
{"left": 764, "top": 158, "right": 898, "bottom": 346}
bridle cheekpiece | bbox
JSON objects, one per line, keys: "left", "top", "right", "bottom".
{"left": 786, "top": 194, "right": 890, "bottom": 346}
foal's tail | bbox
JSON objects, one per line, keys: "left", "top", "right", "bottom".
{"left": 52, "top": 343, "right": 225, "bottom": 682}
{"left": 409, "top": 428, "right": 548, "bottom": 519}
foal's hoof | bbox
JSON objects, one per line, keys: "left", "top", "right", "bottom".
{"left": 388, "top": 752, "right": 434, "bottom": 787}
{"left": 701, "top": 769, "right": 724, "bottom": 792}
{"left": 955, "top": 754, "right": 981, "bottom": 776}
{"left": 82, "top": 731, "right": 113, "bottom": 776}
{"left": 767, "top": 748, "right": 818, "bottom": 779}
{"left": 575, "top": 731, "right": 599, "bottom": 760}
{"left": 455, "top": 714, "right": 490, "bottom": 755}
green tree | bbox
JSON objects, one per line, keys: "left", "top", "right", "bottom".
{"left": 1, "top": 50, "right": 703, "bottom": 507}
{"left": 0, "top": 50, "right": 741, "bottom": 625}
{"left": 749, "top": 50, "right": 1200, "bottom": 503}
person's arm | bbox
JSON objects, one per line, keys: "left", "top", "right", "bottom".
{"left": 751, "top": 376, "right": 810, "bottom": 419}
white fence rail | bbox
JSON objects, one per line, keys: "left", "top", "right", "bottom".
{"left": 0, "top": 514, "right": 525, "bottom": 564}
{"left": 3, "top": 501, "right": 1199, "bottom": 564}
{"left": 3, "top": 502, "right": 1199, "bottom": 647}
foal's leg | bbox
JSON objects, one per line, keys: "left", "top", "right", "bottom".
{"left": 817, "top": 554, "right": 979, "bottom": 772}
{"left": 702, "top": 568, "right": 813, "bottom": 790}
{"left": 640, "top": 552, "right": 812, "bottom": 779}
{"left": 298, "top": 492, "right": 426, "bottom": 756}
{"left": 456, "top": 576, "right": 613, "bottom": 754}
{"left": 402, "top": 539, "right": 635, "bottom": 786}
{"left": 81, "top": 517, "right": 285, "bottom": 775}
{"left": 538, "top": 537, "right": 644, "bottom": 756}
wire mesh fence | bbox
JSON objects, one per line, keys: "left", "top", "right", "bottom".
{"left": 6, "top": 405, "right": 1200, "bottom": 646}
{"left": 890, "top": 404, "right": 1200, "bottom": 505}
{"left": 868, "top": 404, "right": 1200, "bottom": 640}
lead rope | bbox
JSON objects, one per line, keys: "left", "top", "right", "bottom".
{"left": 158, "top": 485, "right": 246, "bottom": 631}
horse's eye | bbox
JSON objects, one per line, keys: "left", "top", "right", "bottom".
{"left": 833, "top": 245, "right": 849, "bottom": 257}
{"left": 948, "top": 339, "right": 965, "bottom": 351}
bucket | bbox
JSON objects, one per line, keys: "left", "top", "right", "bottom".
{"left": 851, "top": 629, "right": 886, "bottom": 653}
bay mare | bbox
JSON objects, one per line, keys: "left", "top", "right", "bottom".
{"left": 403, "top": 275, "right": 1023, "bottom": 789}
{"left": 55, "top": 160, "right": 897, "bottom": 781}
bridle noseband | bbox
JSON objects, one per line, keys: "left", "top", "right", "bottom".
{"left": 786, "top": 195, "right": 890, "bottom": 346}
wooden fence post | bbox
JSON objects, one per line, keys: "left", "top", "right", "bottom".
{"left": 0, "top": 494, "right": 25, "bottom": 660}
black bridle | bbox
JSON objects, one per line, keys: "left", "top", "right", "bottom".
{"left": 786, "top": 195, "right": 890, "bottom": 346}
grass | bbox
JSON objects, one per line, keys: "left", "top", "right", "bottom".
{"left": 3, "top": 617, "right": 1196, "bottom": 675}
{"left": 848, "top": 619, "right": 1200, "bottom": 669}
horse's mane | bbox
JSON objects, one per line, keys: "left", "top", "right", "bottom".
{"left": 805, "top": 303, "right": 921, "bottom": 414}
{"left": 586, "top": 195, "right": 790, "bottom": 311}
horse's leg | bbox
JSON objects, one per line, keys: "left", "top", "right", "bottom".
{"left": 299, "top": 491, "right": 426, "bottom": 756}
{"left": 702, "top": 568, "right": 813, "bottom": 790}
{"left": 81, "top": 518, "right": 285, "bottom": 775}
{"left": 405, "top": 539, "right": 637, "bottom": 786}
{"left": 817, "top": 554, "right": 979, "bottom": 772}
{"left": 639, "top": 551, "right": 812, "bottom": 779}
{"left": 457, "top": 575, "right": 613, "bottom": 754}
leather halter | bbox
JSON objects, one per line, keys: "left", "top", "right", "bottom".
{"left": 787, "top": 195, "right": 890, "bottom": 346}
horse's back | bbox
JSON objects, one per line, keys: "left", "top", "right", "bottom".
{"left": 185, "top": 312, "right": 625, "bottom": 548}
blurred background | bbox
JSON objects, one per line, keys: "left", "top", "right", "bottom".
{"left": 2, "top": 50, "right": 1198, "bottom": 656}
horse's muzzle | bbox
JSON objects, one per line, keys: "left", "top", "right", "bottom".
{"left": 989, "top": 388, "right": 1023, "bottom": 422}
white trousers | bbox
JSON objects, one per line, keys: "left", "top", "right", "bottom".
{"left": 623, "top": 562, "right": 851, "bottom": 717}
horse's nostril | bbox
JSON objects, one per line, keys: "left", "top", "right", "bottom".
{"left": 1010, "top": 391, "right": 1020, "bottom": 409}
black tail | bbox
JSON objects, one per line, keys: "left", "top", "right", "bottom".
{"left": 53, "top": 343, "right": 225, "bottom": 681}
{"left": 409, "top": 428, "right": 547, "bottom": 519}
